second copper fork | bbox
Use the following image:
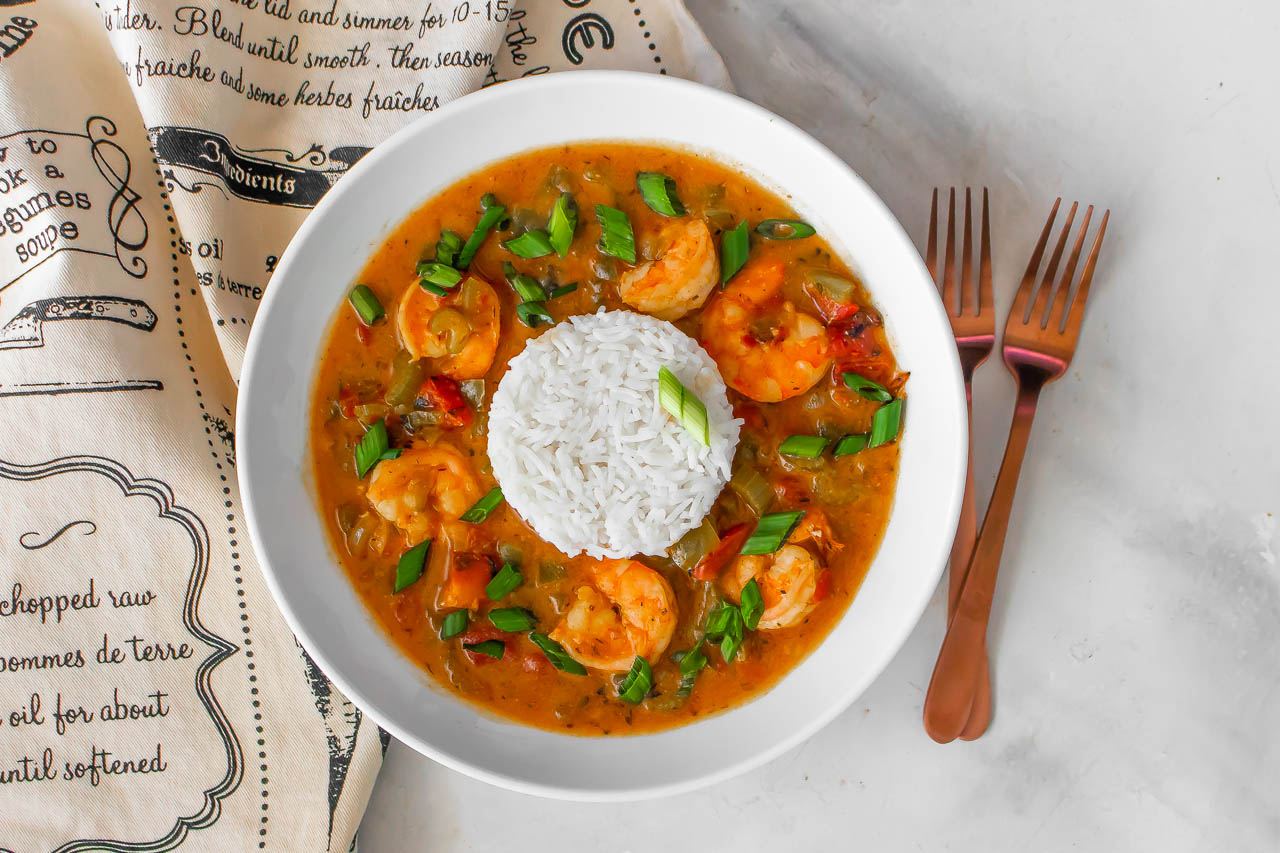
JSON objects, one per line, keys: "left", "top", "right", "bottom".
{"left": 924, "top": 198, "right": 1110, "bottom": 743}
{"left": 926, "top": 188, "right": 996, "bottom": 742}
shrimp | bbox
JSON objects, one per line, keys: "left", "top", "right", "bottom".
{"left": 366, "top": 443, "right": 481, "bottom": 543}
{"left": 724, "top": 544, "right": 820, "bottom": 630}
{"left": 617, "top": 218, "right": 718, "bottom": 320}
{"left": 397, "top": 274, "right": 500, "bottom": 379}
{"left": 550, "top": 559, "right": 678, "bottom": 672}
{"left": 701, "top": 257, "right": 832, "bottom": 402}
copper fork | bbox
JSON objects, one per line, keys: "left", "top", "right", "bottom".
{"left": 925, "top": 188, "right": 995, "bottom": 742}
{"left": 923, "top": 198, "right": 1110, "bottom": 743}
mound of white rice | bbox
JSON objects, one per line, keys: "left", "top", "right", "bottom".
{"left": 487, "top": 310, "right": 740, "bottom": 559}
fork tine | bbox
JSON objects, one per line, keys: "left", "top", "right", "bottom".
{"left": 941, "top": 188, "right": 957, "bottom": 315}
{"left": 960, "top": 188, "right": 974, "bottom": 317}
{"left": 926, "top": 188, "right": 939, "bottom": 283}
{"left": 1009, "top": 197, "right": 1061, "bottom": 326}
{"left": 1030, "top": 201, "right": 1077, "bottom": 326}
{"left": 977, "top": 188, "right": 992, "bottom": 318}
{"left": 1062, "top": 209, "right": 1110, "bottom": 340}
{"left": 1049, "top": 205, "right": 1093, "bottom": 331}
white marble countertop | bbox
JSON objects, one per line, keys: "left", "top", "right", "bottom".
{"left": 358, "top": 1, "right": 1280, "bottom": 849}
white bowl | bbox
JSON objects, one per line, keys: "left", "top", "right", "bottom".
{"left": 239, "top": 71, "right": 966, "bottom": 801}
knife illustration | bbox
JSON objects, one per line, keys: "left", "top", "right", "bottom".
{"left": 0, "top": 296, "right": 157, "bottom": 350}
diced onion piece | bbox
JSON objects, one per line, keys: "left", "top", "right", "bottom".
{"left": 729, "top": 463, "right": 773, "bottom": 515}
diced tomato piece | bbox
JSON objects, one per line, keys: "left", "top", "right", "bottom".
{"left": 772, "top": 475, "right": 808, "bottom": 504}
{"left": 693, "top": 523, "right": 752, "bottom": 580}
{"left": 392, "top": 589, "right": 424, "bottom": 631}
{"left": 355, "top": 323, "right": 373, "bottom": 346}
{"left": 458, "top": 623, "right": 507, "bottom": 665}
{"left": 808, "top": 287, "right": 859, "bottom": 325}
{"left": 440, "top": 552, "right": 494, "bottom": 609}
{"left": 338, "top": 387, "right": 359, "bottom": 419}
{"left": 814, "top": 570, "right": 833, "bottom": 603}
{"left": 418, "top": 376, "right": 473, "bottom": 428}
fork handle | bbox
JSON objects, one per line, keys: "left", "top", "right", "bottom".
{"left": 925, "top": 377, "right": 1044, "bottom": 743}
{"left": 947, "top": 386, "right": 993, "bottom": 741}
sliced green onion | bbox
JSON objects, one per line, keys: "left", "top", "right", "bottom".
{"left": 488, "top": 606, "right": 537, "bottom": 632}
{"left": 636, "top": 172, "right": 686, "bottom": 217}
{"left": 657, "top": 366, "right": 710, "bottom": 446}
{"left": 463, "top": 639, "right": 505, "bottom": 659}
{"left": 348, "top": 285, "right": 384, "bottom": 326}
{"left": 548, "top": 282, "right": 579, "bottom": 299}
{"left": 485, "top": 562, "right": 523, "bottom": 601}
{"left": 435, "top": 230, "right": 463, "bottom": 266}
{"left": 756, "top": 219, "right": 816, "bottom": 240}
{"left": 595, "top": 204, "right": 636, "bottom": 264}
{"left": 481, "top": 193, "right": 500, "bottom": 209}
{"left": 740, "top": 510, "right": 806, "bottom": 555}
{"left": 617, "top": 655, "right": 653, "bottom": 704}
{"left": 394, "top": 540, "right": 431, "bottom": 593}
{"left": 516, "top": 302, "right": 554, "bottom": 328}
{"left": 421, "top": 281, "right": 451, "bottom": 298}
{"left": 547, "top": 192, "right": 578, "bottom": 257}
{"left": 842, "top": 372, "right": 893, "bottom": 402}
{"left": 778, "top": 435, "right": 829, "bottom": 459}
{"left": 502, "top": 228, "right": 554, "bottom": 259}
{"left": 458, "top": 200, "right": 507, "bottom": 268}
{"left": 720, "top": 220, "right": 750, "bottom": 286}
{"left": 460, "top": 487, "right": 504, "bottom": 523}
{"left": 833, "top": 434, "right": 870, "bottom": 457}
{"left": 704, "top": 604, "right": 745, "bottom": 662}
{"left": 354, "top": 419, "right": 394, "bottom": 479}
{"left": 502, "top": 262, "right": 547, "bottom": 302}
{"left": 440, "top": 609, "right": 468, "bottom": 640}
{"left": 417, "top": 261, "right": 463, "bottom": 289}
{"left": 529, "top": 632, "right": 588, "bottom": 675}
{"left": 870, "top": 398, "right": 904, "bottom": 447}
{"left": 739, "top": 578, "right": 764, "bottom": 630}
{"left": 674, "top": 639, "right": 708, "bottom": 696}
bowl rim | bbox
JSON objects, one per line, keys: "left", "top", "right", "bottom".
{"left": 239, "top": 69, "right": 966, "bottom": 801}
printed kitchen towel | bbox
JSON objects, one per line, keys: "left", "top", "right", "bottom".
{"left": 0, "top": 1, "right": 728, "bottom": 851}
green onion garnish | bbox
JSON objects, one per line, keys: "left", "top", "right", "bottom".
{"left": 516, "top": 302, "right": 554, "bottom": 328}
{"left": 833, "top": 434, "right": 869, "bottom": 457}
{"left": 674, "top": 640, "right": 708, "bottom": 696}
{"left": 421, "top": 281, "right": 450, "bottom": 298}
{"left": 870, "top": 398, "right": 904, "bottom": 447}
{"left": 485, "top": 562, "right": 523, "bottom": 601}
{"left": 617, "top": 655, "right": 653, "bottom": 704}
{"left": 458, "top": 200, "right": 507, "bottom": 268}
{"left": 547, "top": 192, "right": 578, "bottom": 257}
{"left": 740, "top": 510, "right": 806, "bottom": 555}
{"left": 636, "top": 172, "right": 686, "bottom": 217}
{"left": 463, "top": 639, "right": 505, "bottom": 659}
{"left": 481, "top": 193, "right": 500, "bottom": 209}
{"left": 548, "top": 282, "right": 578, "bottom": 299}
{"left": 502, "top": 229, "right": 554, "bottom": 259}
{"left": 348, "top": 285, "right": 384, "bottom": 326}
{"left": 720, "top": 220, "right": 750, "bottom": 286}
{"left": 394, "top": 540, "right": 431, "bottom": 593}
{"left": 502, "top": 262, "right": 547, "bottom": 302}
{"left": 704, "top": 604, "right": 745, "bottom": 662}
{"left": 595, "top": 204, "right": 636, "bottom": 264}
{"left": 435, "top": 230, "right": 463, "bottom": 266}
{"left": 756, "top": 219, "right": 816, "bottom": 240}
{"left": 528, "top": 632, "right": 588, "bottom": 675}
{"left": 657, "top": 366, "right": 710, "bottom": 446}
{"left": 488, "top": 606, "right": 536, "bottom": 632}
{"left": 417, "top": 261, "right": 462, "bottom": 289}
{"left": 778, "top": 435, "right": 829, "bottom": 459}
{"left": 739, "top": 578, "right": 764, "bottom": 630}
{"left": 440, "top": 609, "right": 468, "bottom": 639}
{"left": 842, "top": 372, "right": 893, "bottom": 402}
{"left": 354, "top": 419, "right": 399, "bottom": 479}
{"left": 460, "top": 487, "right": 504, "bottom": 523}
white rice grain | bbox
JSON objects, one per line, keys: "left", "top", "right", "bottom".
{"left": 487, "top": 310, "right": 740, "bottom": 559}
